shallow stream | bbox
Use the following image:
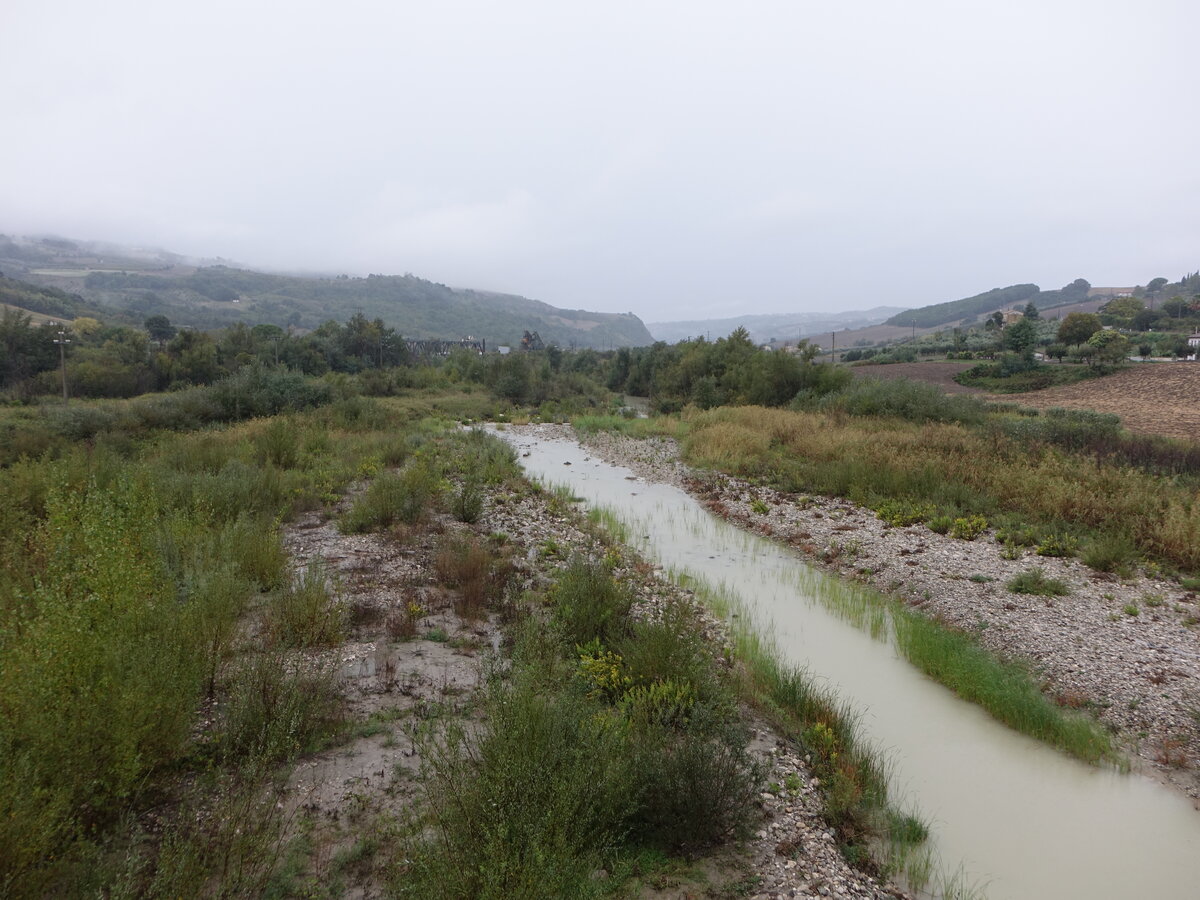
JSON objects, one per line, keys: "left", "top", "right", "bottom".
{"left": 500, "top": 427, "right": 1200, "bottom": 900}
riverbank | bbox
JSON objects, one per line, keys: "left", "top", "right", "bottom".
{"left": 277, "top": 437, "right": 909, "bottom": 898}
{"left": 560, "top": 423, "right": 1200, "bottom": 802}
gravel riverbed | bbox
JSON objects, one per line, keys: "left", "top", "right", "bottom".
{"left": 553, "top": 423, "right": 1200, "bottom": 804}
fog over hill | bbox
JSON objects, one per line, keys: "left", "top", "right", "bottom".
{"left": 0, "top": 234, "right": 654, "bottom": 349}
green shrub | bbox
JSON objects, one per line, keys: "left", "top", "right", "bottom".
{"left": 255, "top": 417, "right": 300, "bottom": 468}
{"left": 1081, "top": 533, "right": 1138, "bottom": 575}
{"left": 874, "top": 498, "right": 934, "bottom": 527}
{"left": 817, "top": 376, "right": 985, "bottom": 425}
{"left": 217, "top": 652, "right": 342, "bottom": 765}
{"left": 1036, "top": 533, "right": 1078, "bottom": 558}
{"left": 339, "top": 460, "right": 441, "bottom": 533}
{"left": 551, "top": 558, "right": 633, "bottom": 648}
{"left": 1007, "top": 568, "right": 1070, "bottom": 597}
{"left": 451, "top": 475, "right": 484, "bottom": 524}
{"left": 927, "top": 515, "right": 954, "bottom": 535}
{"left": 267, "top": 561, "right": 345, "bottom": 648}
{"left": 400, "top": 675, "right": 634, "bottom": 899}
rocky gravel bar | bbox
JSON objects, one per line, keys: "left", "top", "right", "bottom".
{"left": 560, "top": 423, "right": 1200, "bottom": 805}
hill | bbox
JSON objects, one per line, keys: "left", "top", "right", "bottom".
{"left": 0, "top": 235, "right": 654, "bottom": 349}
{"left": 647, "top": 306, "right": 907, "bottom": 345}
{"left": 883, "top": 280, "right": 1094, "bottom": 329}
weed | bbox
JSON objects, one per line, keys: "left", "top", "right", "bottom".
{"left": 339, "top": 460, "right": 441, "bottom": 533}
{"left": 949, "top": 515, "right": 988, "bottom": 541}
{"left": 550, "top": 558, "right": 634, "bottom": 648}
{"left": 1124, "top": 604, "right": 1140, "bottom": 617}
{"left": 450, "top": 475, "right": 484, "bottom": 524}
{"left": 927, "top": 515, "right": 954, "bottom": 535}
{"left": 749, "top": 498, "right": 770, "bottom": 515}
{"left": 1081, "top": 532, "right": 1139, "bottom": 575}
{"left": 967, "top": 574, "right": 994, "bottom": 584}
{"left": 1035, "top": 533, "right": 1078, "bottom": 559}
{"left": 1007, "top": 568, "right": 1069, "bottom": 597}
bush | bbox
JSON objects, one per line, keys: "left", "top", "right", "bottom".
{"left": 817, "top": 377, "right": 985, "bottom": 425}
{"left": 949, "top": 515, "right": 988, "bottom": 541}
{"left": 874, "top": 498, "right": 934, "bottom": 527}
{"left": 217, "top": 652, "right": 342, "bottom": 765}
{"left": 401, "top": 674, "right": 635, "bottom": 899}
{"left": 266, "top": 561, "right": 345, "bottom": 648}
{"left": 1036, "top": 533, "right": 1078, "bottom": 558}
{"left": 927, "top": 515, "right": 954, "bottom": 535}
{"left": 339, "top": 460, "right": 441, "bottom": 533}
{"left": 1081, "top": 533, "right": 1138, "bottom": 575}
{"left": 551, "top": 558, "right": 634, "bottom": 648}
{"left": 451, "top": 475, "right": 484, "bottom": 524}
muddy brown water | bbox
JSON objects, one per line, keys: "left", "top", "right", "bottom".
{"left": 498, "top": 428, "right": 1200, "bottom": 900}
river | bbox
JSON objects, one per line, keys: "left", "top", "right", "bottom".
{"left": 499, "top": 426, "right": 1200, "bottom": 900}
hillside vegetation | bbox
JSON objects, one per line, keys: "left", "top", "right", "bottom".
{"left": 1, "top": 236, "right": 653, "bottom": 349}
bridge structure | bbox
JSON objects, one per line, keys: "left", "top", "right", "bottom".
{"left": 404, "top": 338, "right": 486, "bottom": 357}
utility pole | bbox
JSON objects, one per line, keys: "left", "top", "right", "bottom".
{"left": 912, "top": 320, "right": 916, "bottom": 343}
{"left": 53, "top": 325, "right": 71, "bottom": 402}
{"left": 830, "top": 331, "right": 835, "bottom": 363}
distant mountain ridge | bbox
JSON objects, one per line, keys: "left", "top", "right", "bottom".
{"left": 883, "top": 279, "right": 1093, "bottom": 329}
{"left": 0, "top": 234, "right": 654, "bottom": 349}
{"left": 647, "top": 306, "right": 908, "bottom": 345}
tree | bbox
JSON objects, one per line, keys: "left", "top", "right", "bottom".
{"left": 1023, "top": 302, "right": 1040, "bottom": 320}
{"left": 1086, "top": 329, "right": 1129, "bottom": 368}
{"left": 1003, "top": 318, "right": 1038, "bottom": 355}
{"left": 1057, "top": 312, "right": 1101, "bottom": 346}
{"left": 1162, "top": 296, "right": 1192, "bottom": 318}
{"left": 1045, "top": 343, "right": 1068, "bottom": 363}
{"left": 1147, "top": 277, "right": 1169, "bottom": 293}
{"left": 144, "top": 314, "right": 176, "bottom": 343}
{"left": 1100, "top": 296, "right": 1144, "bottom": 327}
{"left": 1131, "top": 307, "right": 1161, "bottom": 332}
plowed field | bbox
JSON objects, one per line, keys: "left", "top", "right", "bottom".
{"left": 1002, "top": 364, "right": 1200, "bottom": 443}
{"left": 853, "top": 361, "right": 1200, "bottom": 442}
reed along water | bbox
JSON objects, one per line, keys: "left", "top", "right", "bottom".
{"left": 500, "top": 427, "right": 1200, "bottom": 900}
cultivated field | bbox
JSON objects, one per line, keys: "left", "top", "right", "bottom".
{"left": 852, "top": 361, "right": 982, "bottom": 393}
{"left": 855, "top": 360, "right": 1200, "bottom": 442}
{"left": 1004, "top": 363, "right": 1200, "bottom": 443}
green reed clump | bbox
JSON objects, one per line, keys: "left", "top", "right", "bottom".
{"left": 892, "top": 611, "right": 1115, "bottom": 764}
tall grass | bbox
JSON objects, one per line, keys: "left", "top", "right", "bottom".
{"left": 677, "top": 404, "right": 1200, "bottom": 573}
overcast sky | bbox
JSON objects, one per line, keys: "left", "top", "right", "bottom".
{"left": 3, "top": 0, "right": 1198, "bottom": 322}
